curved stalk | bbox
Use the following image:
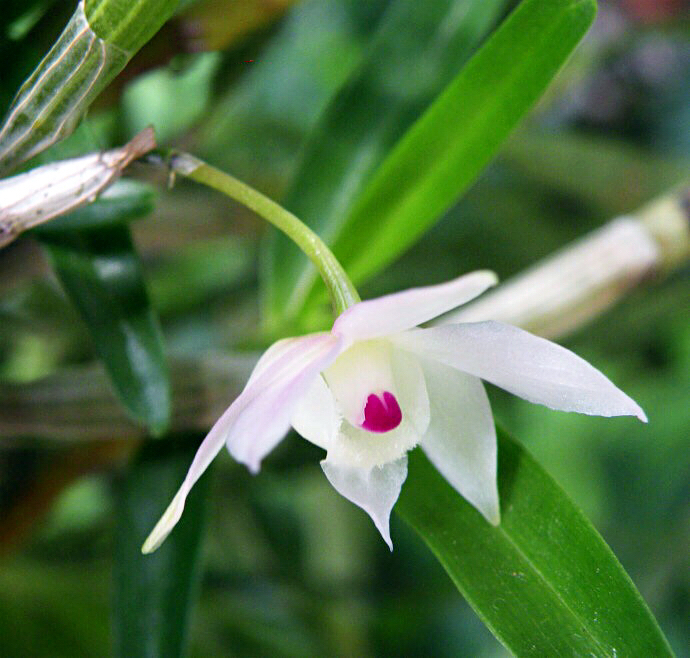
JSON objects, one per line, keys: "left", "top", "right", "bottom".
{"left": 169, "top": 152, "right": 360, "bottom": 317}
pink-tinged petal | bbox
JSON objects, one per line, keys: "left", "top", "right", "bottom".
{"left": 142, "top": 332, "right": 343, "bottom": 554}
{"left": 227, "top": 333, "right": 345, "bottom": 472}
{"left": 418, "top": 358, "right": 499, "bottom": 525}
{"left": 321, "top": 456, "right": 408, "bottom": 550}
{"left": 394, "top": 321, "right": 647, "bottom": 421}
{"left": 333, "top": 270, "right": 498, "bottom": 341}
{"left": 245, "top": 336, "right": 311, "bottom": 386}
{"left": 142, "top": 393, "right": 248, "bottom": 554}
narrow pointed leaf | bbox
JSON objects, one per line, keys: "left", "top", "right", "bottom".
{"left": 40, "top": 222, "right": 171, "bottom": 434}
{"left": 263, "top": 0, "right": 508, "bottom": 327}
{"left": 396, "top": 428, "right": 673, "bottom": 656}
{"left": 0, "top": 0, "right": 179, "bottom": 173}
{"left": 318, "top": 0, "right": 597, "bottom": 300}
{"left": 113, "top": 436, "right": 209, "bottom": 658}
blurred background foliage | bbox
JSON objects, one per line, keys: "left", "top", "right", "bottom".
{"left": 0, "top": 0, "right": 688, "bottom": 655}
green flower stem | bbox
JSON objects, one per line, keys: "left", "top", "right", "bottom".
{"left": 170, "top": 153, "right": 360, "bottom": 316}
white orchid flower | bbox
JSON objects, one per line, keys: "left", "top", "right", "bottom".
{"left": 143, "top": 270, "right": 646, "bottom": 553}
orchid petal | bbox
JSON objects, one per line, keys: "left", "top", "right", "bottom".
{"left": 390, "top": 347, "right": 430, "bottom": 437}
{"left": 321, "top": 344, "right": 428, "bottom": 470}
{"left": 394, "top": 321, "right": 647, "bottom": 421}
{"left": 291, "top": 374, "right": 340, "bottom": 450}
{"left": 328, "top": 414, "right": 420, "bottom": 471}
{"left": 324, "top": 339, "right": 396, "bottom": 427}
{"left": 141, "top": 384, "right": 254, "bottom": 554}
{"left": 226, "top": 333, "right": 344, "bottom": 472}
{"left": 321, "top": 456, "right": 408, "bottom": 550}
{"left": 245, "top": 335, "right": 315, "bottom": 386}
{"left": 333, "top": 270, "right": 497, "bottom": 341}
{"left": 418, "top": 358, "right": 499, "bottom": 525}
{"left": 142, "top": 333, "right": 342, "bottom": 554}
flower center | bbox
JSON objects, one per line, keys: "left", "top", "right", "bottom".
{"left": 361, "top": 391, "right": 402, "bottom": 433}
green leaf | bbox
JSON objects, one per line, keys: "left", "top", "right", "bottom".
{"left": 148, "top": 236, "right": 255, "bottom": 316}
{"left": 306, "top": 0, "right": 596, "bottom": 313}
{"left": 0, "top": 0, "right": 178, "bottom": 173}
{"left": 40, "top": 223, "right": 171, "bottom": 433}
{"left": 263, "top": 0, "right": 508, "bottom": 328}
{"left": 84, "top": 0, "right": 180, "bottom": 53}
{"left": 113, "top": 436, "right": 209, "bottom": 658}
{"left": 396, "top": 428, "right": 674, "bottom": 656}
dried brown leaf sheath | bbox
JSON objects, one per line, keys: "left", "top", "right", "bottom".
{"left": 0, "top": 126, "right": 155, "bottom": 248}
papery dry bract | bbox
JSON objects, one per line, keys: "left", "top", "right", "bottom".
{"left": 0, "top": 127, "right": 155, "bottom": 247}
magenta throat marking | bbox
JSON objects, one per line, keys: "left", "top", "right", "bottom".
{"left": 361, "top": 391, "right": 402, "bottom": 433}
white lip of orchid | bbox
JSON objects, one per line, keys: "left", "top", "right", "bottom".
{"left": 143, "top": 269, "right": 647, "bottom": 554}
{"left": 313, "top": 340, "right": 430, "bottom": 471}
